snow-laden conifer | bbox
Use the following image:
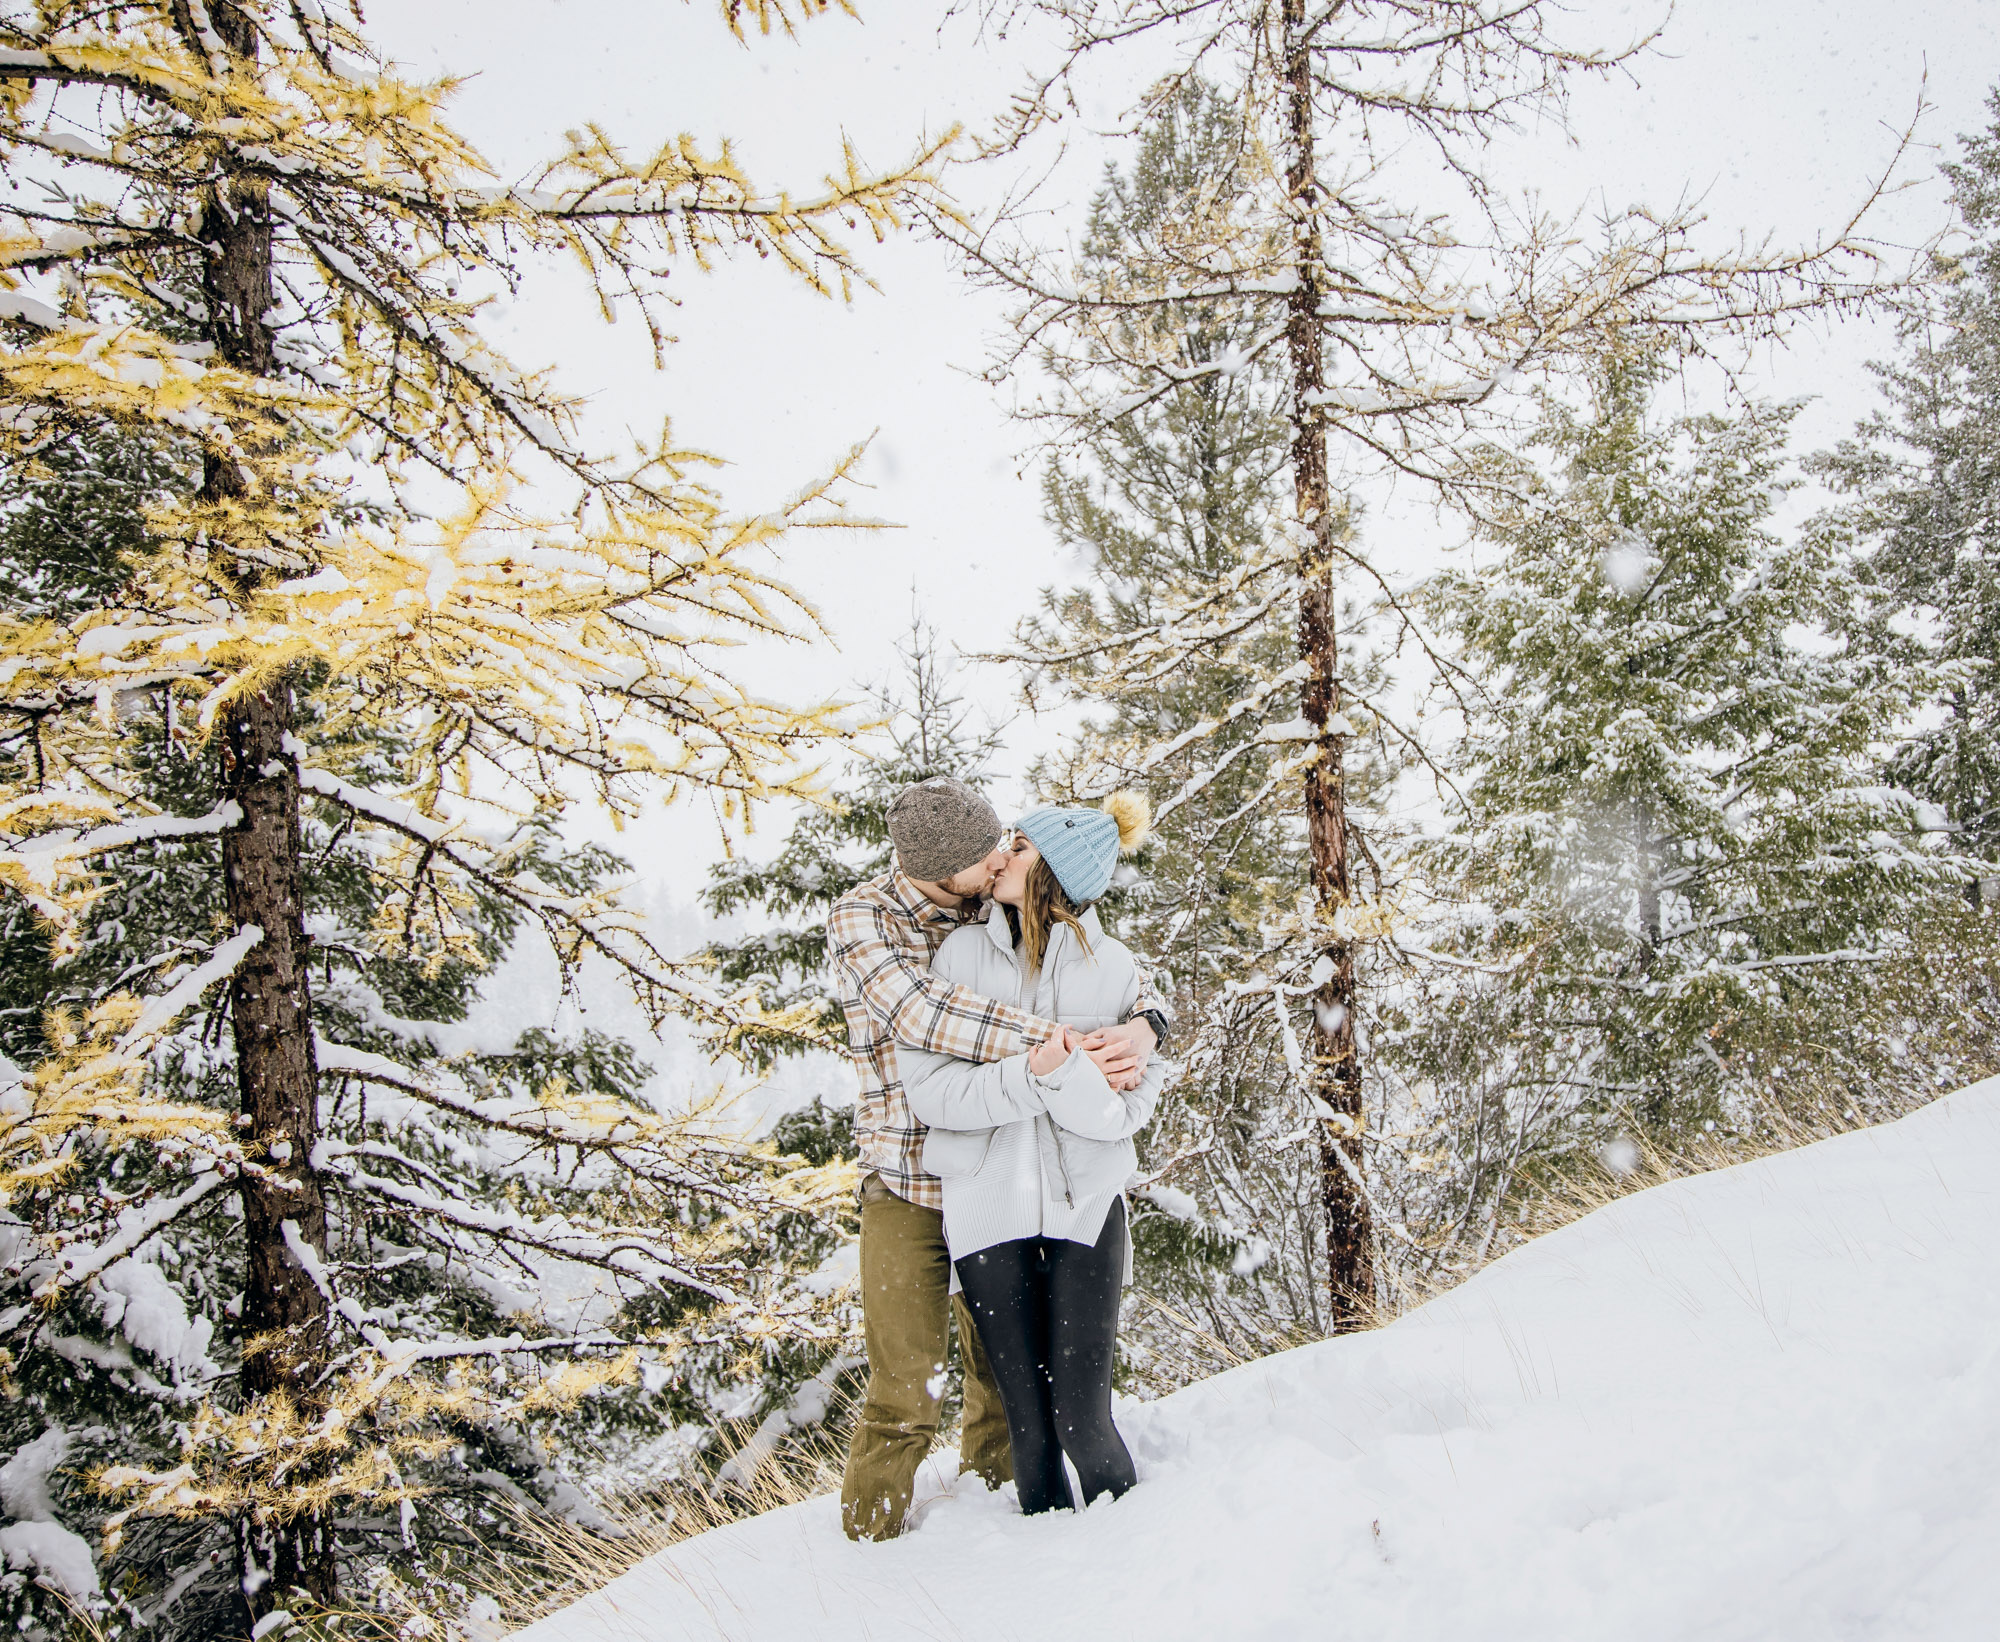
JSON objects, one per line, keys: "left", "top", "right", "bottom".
{"left": 990, "top": 81, "right": 1378, "bottom": 1361}
{"left": 1393, "top": 344, "right": 1998, "bottom": 1267}
{"left": 1814, "top": 89, "right": 2000, "bottom": 868}
{"left": 0, "top": 1, "right": 945, "bottom": 1631}
{"left": 948, "top": 0, "right": 1912, "bottom": 1319}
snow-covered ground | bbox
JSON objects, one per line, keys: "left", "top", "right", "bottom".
{"left": 517, "top": 1079, "right": 2000, "bottom": 1642}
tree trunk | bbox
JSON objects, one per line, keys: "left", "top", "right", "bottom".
{"left": 1281, "top": 0, "right": 1374, "bottom": 1326}
{"left": 187, "top": 0, "right": 338, "bottom": 1618}
{"left": 222, "top": 683, "right": 333, "bottom": 1617}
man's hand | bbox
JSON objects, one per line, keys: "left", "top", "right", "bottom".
{"left": 1029, "top": 1024, "right": 1078, "bottom": 1077}
{"left": 1079, "top": 1018, "right": 1155, "bottom": 1092}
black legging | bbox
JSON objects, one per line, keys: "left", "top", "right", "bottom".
{"left": 953, "top": 1198, "right": 1137, "bottom": 1515}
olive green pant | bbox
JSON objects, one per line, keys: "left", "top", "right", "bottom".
{"left": 839, "top": 1173, "right": 1013, "bottom": 1540}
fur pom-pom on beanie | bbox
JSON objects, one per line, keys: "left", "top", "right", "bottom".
{"left": 1100, "top": 789, "right": 1151, "bottom": 853}
{"left": 1014, "top": 790, "right": 1151, "bottom": 906}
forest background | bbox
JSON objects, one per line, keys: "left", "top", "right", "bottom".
{"left": 378, "top": 0, "right": 1997, "bottom": 865}
{"left": 378, "top": 0, "right": 2000, "bottom": 1127}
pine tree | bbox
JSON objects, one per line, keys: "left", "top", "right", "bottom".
{"left": 1395, "top": 344, "right": 1998, "bottom": 1269}
{"left": 0, "top": 3, "right": 943, "bottom": 1631}
{"left": 950, "top": 0, "right": 1897, "bottom": 1319}
{"left": 993, "top": 80, "right": 1352, "bottom": 1359}
{"left": 1017, "top": 81, "right": 1299, "bottom": 983}
{"left": 1814, "top": 88, "right": 2000, "bottom": 866}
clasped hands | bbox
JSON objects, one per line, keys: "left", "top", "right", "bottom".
{"left": 1026, "top": 1019, "right": 1154, "bottom": 1090}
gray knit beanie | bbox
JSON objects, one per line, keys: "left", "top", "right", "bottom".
{"left": 887, "top": 778, "right": 1002, "bottom": 883}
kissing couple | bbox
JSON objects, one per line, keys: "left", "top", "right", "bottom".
{"left": 827, "top": 776, "right": 1172, "bottom": 1540}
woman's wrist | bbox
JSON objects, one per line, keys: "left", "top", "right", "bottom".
{"left": 1028, "top": 1025, "right": 1074, "bottom": 1076}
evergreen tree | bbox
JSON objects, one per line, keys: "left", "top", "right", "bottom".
{"left": 1813, "top": 88, "right": 2000, "bottom": 866}
{"left": 1396, "top": 345, "right": 1998, "bottom": 1270}
{"left": 1021, "top": 81, "right": 1299, "bottom": 987}
{"left": 0, "top": 2, "right": 942, "bottom": 1631}
{"left": 955, "top": 0, "right": 1893, "bottom": 1318}
{"left": 996, "top": 81, "right": 1357, "bottom": 1359}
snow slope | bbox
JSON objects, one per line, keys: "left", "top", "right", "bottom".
{"left": 518, "top": 1080, "right": 2000, "bottom": 1642}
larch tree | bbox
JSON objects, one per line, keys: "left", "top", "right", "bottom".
{"left": 946, "top": 0, "right": 1904, "bottom": 1321}
{"left": 0, "top": 0, "right": 943, "bottom": 1632}
{"left": 0, "top": 420, "right": 699, "bottom": 1636}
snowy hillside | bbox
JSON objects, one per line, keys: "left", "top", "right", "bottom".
{"left": 517, "top": 1078, "right": 2000, "bottom": 1642}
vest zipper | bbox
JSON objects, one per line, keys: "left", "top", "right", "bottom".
{"left": 1047, "top": 1116, "right": 1076, "bottom": 1208}
{"left": 1031, "top": 956, "right": 1075, "bottom": 1209}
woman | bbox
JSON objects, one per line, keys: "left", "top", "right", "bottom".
{"left": 900, "top": 792, "right": 1167, "bottom": 1516}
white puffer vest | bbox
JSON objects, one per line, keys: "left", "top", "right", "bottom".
{"left": 900, "top": 906, "right": 1170, "bottom": 1264}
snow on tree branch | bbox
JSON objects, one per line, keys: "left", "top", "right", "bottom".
{"left": 0, "top": 2, "right": 915, "bottom": 1622}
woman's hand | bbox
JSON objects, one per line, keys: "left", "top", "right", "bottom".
{"left": 1029, "top": 1025, "right": 1078, "bottom": 1077}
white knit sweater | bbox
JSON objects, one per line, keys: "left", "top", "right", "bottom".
{"left": 900, "top": 907, "right": 1169, "bottom": 1271}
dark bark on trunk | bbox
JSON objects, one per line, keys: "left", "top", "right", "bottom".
{"left": 183, "top": 0, "right": 338, "bottom": 1618}
{"left": 222, "top": 683, "right": 333, "bottom": 1616}
{"left": 1282, "top": 0, "right": 1373, "bottom": 1327}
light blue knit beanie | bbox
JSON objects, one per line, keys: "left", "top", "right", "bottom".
{"left": 1014, "top": 791, "right": 1151, "bottom": 906}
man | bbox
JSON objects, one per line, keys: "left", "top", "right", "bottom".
{"left": 828, "top": 776, "right": 1169, "bottom": 1540}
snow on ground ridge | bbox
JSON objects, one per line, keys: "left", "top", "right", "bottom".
{"left": 519, "top": 1078, "right": 2000, "bottom": 1642}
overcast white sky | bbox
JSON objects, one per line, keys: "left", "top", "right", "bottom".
{"left": 367, "top": 0, "right": 1999, "bottom": 891}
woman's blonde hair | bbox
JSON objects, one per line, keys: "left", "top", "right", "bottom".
{"left": 1011, "top": 855, "right": 1092, "bottom": 974}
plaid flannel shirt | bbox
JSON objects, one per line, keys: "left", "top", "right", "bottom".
{"left": 828, "top": 867, "right": 1171, "bottom": 1210}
